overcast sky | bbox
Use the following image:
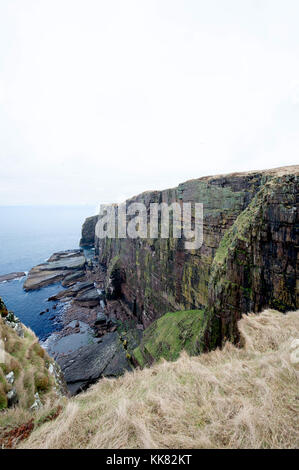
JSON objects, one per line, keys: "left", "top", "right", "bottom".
{"left": 0, "top": 0, "right": 298, "bottom": 206}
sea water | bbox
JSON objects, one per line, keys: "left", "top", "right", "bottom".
{"left": 0, "top": 205, "right": 95, "bottom": 340}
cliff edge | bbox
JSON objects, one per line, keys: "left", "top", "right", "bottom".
{"left": 96, "top": 165, "right": 298, "bottom": 351}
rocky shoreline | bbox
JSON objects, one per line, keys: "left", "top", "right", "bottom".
{"left": 0, "top": 272, "right": 26, "bottom": 283}
{"left": 24, "top": 248, "right": 143, "bottom": 396}
{"left": 18, "top": 164, "right": 299, "bottom": 395}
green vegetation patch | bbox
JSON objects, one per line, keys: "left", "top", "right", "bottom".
{"left": 133, "top": 309, "right": 205, "bottom": 367}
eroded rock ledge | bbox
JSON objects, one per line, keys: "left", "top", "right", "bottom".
{"left": 0, "top": 272, "right": 26, "bottom": 283}
{"left": 23, "top": 250, "right": 86, "bottom": 291}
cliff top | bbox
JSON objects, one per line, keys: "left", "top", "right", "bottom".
{"left": 194, "top": 164, "right": 299, "bottom": 182}
{"left": 127, "top": 165, "right": 299, "bottom": 201}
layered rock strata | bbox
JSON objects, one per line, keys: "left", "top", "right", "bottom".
{"left": 24, "top": 250, "right": 86, "bottom": 291}
{"left": 95, "top": 166, "right": 298, "bottom": 348}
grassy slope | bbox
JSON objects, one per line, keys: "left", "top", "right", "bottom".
{"left": 133, "top": 310, "right": 205, "bottom": 367}
{"left": 20, "top": 309, "right": 299, "bottom": 449}
{"left": 0, "top": 314, "right": 65, "bottom": 441}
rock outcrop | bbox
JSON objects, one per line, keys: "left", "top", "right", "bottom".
{"left": 24, "top": 250, "right": 86, "bottom": 290}
{"left": 80, "top": 215, "right": 98, "bottom": 247}
{"left": 57, "top": 332, "right": 132, "bottom": 395}
{"left": 0, "top": 272, "right": 26, "bottom": 283}
{"left": 96, "top": 166, "right": 298, "bottom": 349}
{"left": 205, "top": 173, "right": 298, "bottom": 347}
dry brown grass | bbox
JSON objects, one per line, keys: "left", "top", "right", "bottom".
{"left": 19, "top": 309, "right": 299, "bottom": 449}
{"left": 0, "top": 316, "right": 64, "bottom": 437}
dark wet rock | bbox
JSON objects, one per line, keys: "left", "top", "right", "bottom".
{"left": 7, "top": 388, "right": 18, "bottom": 407}
{"left": 39, "top": 311, "right": 46, "bottom": 315}
{"left": 48, "top": 290, "right": 71, "bottom": 301}
{"left": 71, "top": 281, "right": 95, "bottom": 293}
{"left": 0, "top": 272, "right": 26, "bottom": 283}
{"left": 43, "top": 321, "right": 96, "bottom": 359}
{"left": 95, "top": 312, "right": 107, "bottom": 325}
{"left": 73, "top": 287, "right": 100, "bottom": 307}
{"left": 57, "top": 332, "right": 131, "bottom": 395}
{"left": 109, "top": 318, "right": 118, "bottom": 326}
{"left": 80, "top": 215, "right": 98, "bottom": 247}
{"left": 48, "top": 281, "right": 95, "bottom": 301}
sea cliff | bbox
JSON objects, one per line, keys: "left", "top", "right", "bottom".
{"left": 94, "top": 166, "right": 298, "bottom": 356}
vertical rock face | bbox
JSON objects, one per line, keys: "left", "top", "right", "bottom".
{"left": 80, "top": 215, "right": 98, "bottom": 247}
{"left": 206, "top": 173, "right": 299, "bottom": 347}
{"left": 95, "top": 166, "right": 298, "bottom": 346}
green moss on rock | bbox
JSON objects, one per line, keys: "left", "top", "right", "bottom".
{"left": 133, "top": 309, "right": 205, "bottom": 367}
{"left": 206, "top": 175, "right": 298, "bottom": 348}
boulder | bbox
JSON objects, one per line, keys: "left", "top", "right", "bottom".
{"left": 95, "top": 312, "right": 107, "bottom": 325}
{"left": 7, "top": 388, "right": 18, "bottom": 407}
{"left": 30, "top": 392, "right": 42, "bottom": 411}
{"left": 73, "top": 287, "right": 100, "bottom": 307}
{"left": 5, "top": 371, "right": 14, "bottom": 385}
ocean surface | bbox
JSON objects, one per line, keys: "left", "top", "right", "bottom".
{"left": 0, "top": 205, "right": 96, "bottom": 340}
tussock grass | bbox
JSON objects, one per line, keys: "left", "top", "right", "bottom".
{"left": 20, "top": 309, "right": 299, "bottom": 449}
{"left": 0, "top": 316, "right": 63, "bottom": 433}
